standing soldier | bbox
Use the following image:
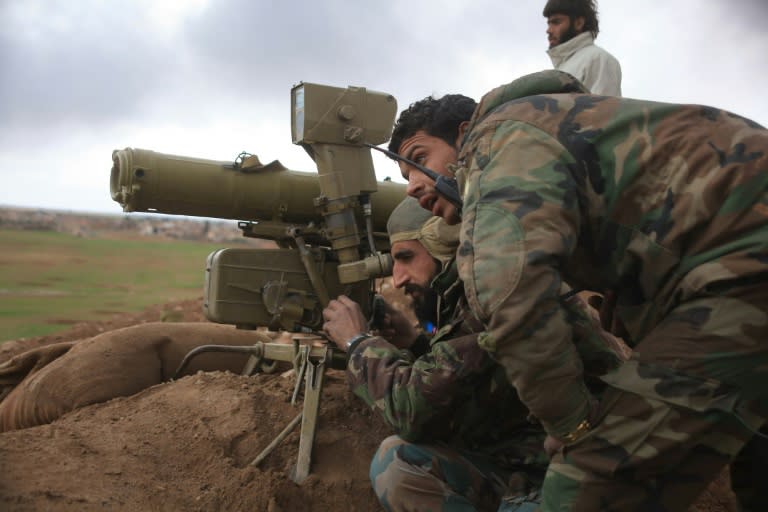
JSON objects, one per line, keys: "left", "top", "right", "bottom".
{"left": 544, "top": 0, "right": 622, "bottom": 95}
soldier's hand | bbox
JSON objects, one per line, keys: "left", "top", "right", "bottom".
{"left": 590, "top": 290, "right": 630, "bottom": 340}
{"left": 322, "top": 295, "right": 369, "bottom": 351}
{"left": 377, "top": 301, "right": 419, "bottom": 349}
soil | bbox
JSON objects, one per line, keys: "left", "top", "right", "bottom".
{"left": 0, "top": 297, "right": 391, "bottom": 511}
{"left": 0, "top": 297, "right": 740, "bottom": 512}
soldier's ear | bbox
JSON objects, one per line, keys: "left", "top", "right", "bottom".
{"left": 455, "top": 121, "right": 470, "bottom": 148}
{"left": 573, "top": 16, "right": 585, "bottom": 33}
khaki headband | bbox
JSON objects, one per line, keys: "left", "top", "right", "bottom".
{"left": 387, "top": 198, "right": 459, "bottom": 265}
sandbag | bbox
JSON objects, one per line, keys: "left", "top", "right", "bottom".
{"left": 0, "top": 322, "right": 272, "bottom": 432}
{"left": 0, "top": 342, "right": 76, "bottom": 401}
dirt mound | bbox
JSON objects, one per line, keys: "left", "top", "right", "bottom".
{"left": 0, "top": 298, "right": 391, "bottom": 512}
{"left": 0, "top": 369, "right": 389, "bottom": 511}
{"left": 0, "top": 298, "right": 740, "bottom": 511}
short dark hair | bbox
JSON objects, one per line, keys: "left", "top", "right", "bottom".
{"left": 387, "top": 94, "right": 477, "bottom": 156}
{"left": 543, "top": 0, "right": 600, "bottom": 38}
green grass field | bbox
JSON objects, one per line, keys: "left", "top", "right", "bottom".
{"left": 0, "top": 229, "right": 229, "bottom": 342}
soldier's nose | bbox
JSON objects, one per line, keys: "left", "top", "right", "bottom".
{"left": 406, "top": 175, "right": 426, "bottom": 198}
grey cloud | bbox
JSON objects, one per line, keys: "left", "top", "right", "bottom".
{"left": 0, "top": 0, "right": 540, "bottom": 146}
{"left": 729, "top": 0, "right": 768, "bottom": 23}
{"left": 0, "top": 3, "right": 180, "bottom": 130}
{"left": 178, "top": 1, "right": 411, "bottom": 99}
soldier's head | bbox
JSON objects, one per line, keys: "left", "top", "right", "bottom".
{"left": 543, "top": 0, "right": 599, "bottom": 48}
{"left": 388, "top": 94, "right": 476, "bottom": 225}
{"left": 387, "top": 197, "right": 460, "bottom": 323}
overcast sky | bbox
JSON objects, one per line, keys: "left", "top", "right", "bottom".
{"left": 1, "top": 0, "right": 767, "bottom": 215}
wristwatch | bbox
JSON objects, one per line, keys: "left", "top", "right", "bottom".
{"left": 345, "top": 333, "right": 372, "bottom": 355}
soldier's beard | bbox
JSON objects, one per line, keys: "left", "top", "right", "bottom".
{"left": 404, "top": 284, "right": 439, "bottom": 327}
{"left": 555, "top": 21, "right": 581, "bottom": 47}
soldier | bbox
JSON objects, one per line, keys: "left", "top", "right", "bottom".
{"left": 324, "top": 203, "right": 626, "bottom": 509}
{"left": 399, "top": 69, "right": 768, "bottom": 511}
{"left": 544, "top": 0, "right": 621, "bottom": 96}
{"left": 323, "top": 197, "right": 546, "bottom": 511}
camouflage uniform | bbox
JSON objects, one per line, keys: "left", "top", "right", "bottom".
{"left": 349, "top": 199, "right": 624, "bottom": 511}
{"left": 350, "top": 198, "right": 548, "bottom": 512}
{"left": 358, "top": 287, "right": 548, "bottom": 512}
{"left": 454, "top": 70, "right": 768, "bottom": 510}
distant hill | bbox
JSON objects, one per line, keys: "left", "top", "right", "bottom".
{"left": 0, "top": 206, "right": 257, "bottom": 244}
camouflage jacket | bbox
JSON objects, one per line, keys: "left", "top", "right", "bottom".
{"left": 455, "top": 70, "right": 768, "bottom": 438}
{"left": 345, "top": 258, "right": 622, "bottom": 467}
{"left": 347, "top": 261, "right": 548, "bottom": 469}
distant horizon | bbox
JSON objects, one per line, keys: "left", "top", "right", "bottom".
{"left": 1, "top": 203, "right": 124, "bottom": 215}
{"left": 0, "top": 204, "right": 237, "bottom": 223}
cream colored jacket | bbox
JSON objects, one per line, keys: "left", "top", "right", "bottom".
{"left": 547, "top": 32, "right": 622, "bottom": 96}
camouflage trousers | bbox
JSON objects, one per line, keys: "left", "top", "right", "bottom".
{"left": 369, "top": 435, "right": 543, "bottom": 512}
{"left": 542, "top": 282, "right": 768, "bottom": 511}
